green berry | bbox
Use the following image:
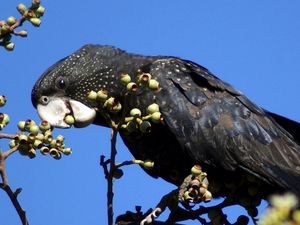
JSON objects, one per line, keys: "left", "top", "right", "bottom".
{"left": 120, "top": 73, "right": 131, "bottom": 85}
{"left": 39, "top": 120, "right": 51, "bottom": 131}
{"left": 64, "top": 115, "right": 75, "bottom": 125}
{"left": 36, "top": 6, "right": 45, "bottom": 16}
{"left": 191, "top": 165, "right": 202, "bottom": 176}
{"left": 9, "top": 139, "right": 18, "bottom": 148}
{"left": 97, "top": 89, "right": 108, "bottom": 100}
{"left": 33, "top": 139, "right": 43, "bottom": 148}
{"left": 17, "top": 4, "right": 27, "bottom": 14}
{"left": 147, "top": 103, "right": 159, "bottom": 114}
{"left": 143, "top": 160, "right": 154, "bottom": 170}
{"left": 29, "top": 125, "right": 39, "bottom": 135}
{"left": 6, "top": 16, "right": 16, "bottom": 26}
{"left": 63, "top": 148, "right": 72, "bottom": 155}
{"left": 130, "top": 108, "right": 142, "bottom": 117}
{"left": 87, "top": 90, "right": 97, "bottom": 101}
{"left": 4, "top": 42, "right": 15, "bottom": 51}
{"left": 17, "top": 121, "right": 26, "bottom": 131}
{"left": 29, "top": 18, "right": 41, "bottom": 27}
{"left": 151, "top": 112, "right": 162, "bottom": 123}
{"left": 126, "top": 82, "right": 138, "bottom": 92}
{"left": 139, "top": 121, "right": 151, "bottom": 133}
{"left": 0, "top": 95, "right": 6, "bottom": 107}
{"left": 148, "top": 79, "right": 159, "bottom": 90}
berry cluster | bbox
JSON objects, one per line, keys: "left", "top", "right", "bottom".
{"left": 10, "top": 120, "right": 72, "bottom": 159}
{"left": 0, "top": 0, "right": 45, "bottom": 51}
{"left": 0, "top": 95, "right": 9, "bottom": 131}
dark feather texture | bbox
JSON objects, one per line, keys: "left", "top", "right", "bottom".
{"left": 32, "top": 44, "right": 300, "bottom": 198}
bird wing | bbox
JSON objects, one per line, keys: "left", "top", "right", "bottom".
{"left": 148, "top": 58, "right": 300, "bottom": 193}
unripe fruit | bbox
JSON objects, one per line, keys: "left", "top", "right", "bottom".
{"left": 97, "top": 90, "right": 108, "bottom": 100}
{"left": 138, "top": 73, "right": 152, "bottom": 83}
{"left": 130, "top": 108, "right": 142, "bottom": 117}
{"left": 28, "top": 148, "right": 36, "bottom": 159}
{"left": 25, "top": 119, "right": 36, "bottom": 131}
{"left": 105, "top": 97, "right": 116, "bottom": 107}
{"left": 39, "top": 120, "right": 51, "bottom": 131}
{"left": 36, "top": 6, "right": 45, "bottom": 16}
{"left": 40, "top": 146, "right": 50, "bottom": 155}
{"left": 191, "top": 165, "right": 202, "bottom": 176}
{"left": 148, "top": 79, "right": 159, "bottom": 90}
{"left": 17, "top": 4, "right": 27, "bottom": 14}
{"left": 35, "top": 133, "right": 44, "bottom": 141}
{"left": 139, "top": 121, "right": 151, "bottom": 133}
{"left": 203, "top": 190, "right": 212, "bottom": 202}
{"left": 17, "top": 121, "right": 26, "bottom": 131}
{"left": 0, "top": 95, "right": 6, "bottom": 107}
{"left": 63, "top": 148, "right": 72, "bottom": 155}
{"left": 120, "top": 73, "right": 131, "bottom": 85}
{"left": 151, "top": 112, "right": 162, "bottom": 123}
{"left": 9, "top": 139, "right": 18, "bottom": 148}
{"left": 143, "top": 160, "right": 154, "bottom": 170}
{"left": 147, "top": 103, "right": 159, "bottom": 114}
{"left": 126, "top": 121, "right": 137, "bottom": 133}
{"left": 50, "top": 148, "right": 61, "bottom": 159}
{"left": 33, "top": 139, "right": 43, "bottom": 148}
{"left": 4, "top": 42, "right": 15, "bottom": 51}
{"left": 109, "top": 102, "right": 122, "bottom": 113}
{"left": 126, "top": 82, "right": 138, "bottom": 92}
{"left": 64, "top": 115, "right": 75, "bottom": 125}
{"left": 29, "top": 125, "right": 39, "bottom": 135}
{"left": 17, "top": 134, "right": 28, "bottom": 144}
{"left": 87, "top": 90, "right": 97, "bottom": 101}
{"left": 18, "top": 30, "right": 28, "bottom": 37}
{"left": 0, "top": 113, "right": 10, "bottom": 125}
{"left": 7, "top": 16, "right": 16, "bottom": 26}
{"left": 29, "top": 18, "right": 41, "bottom": 27}
{"left": 56, "top": 135, "right": 64, "bottom": 142}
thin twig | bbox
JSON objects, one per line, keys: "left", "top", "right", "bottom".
{"left": 0, "top": 149, "right": 29, "bottom": 225}
{"left": 0, "top": 133, "right": 17, "bottom": 139}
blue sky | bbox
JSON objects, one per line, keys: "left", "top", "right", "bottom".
{"left": 1, "top": 1, "right": 300, "bottom": 225}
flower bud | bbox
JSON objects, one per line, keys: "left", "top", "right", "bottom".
{"left": 17, "top": 4, "right": 27, "bottom": 14}
{"left": 0, "top": 95, "right": 6, "bottom": 107}
{"left": 18, "top": 30, "right": 28, "bottom": 37}
{"left": 64, "top": 115, "right": 75, "bottom": 125}
{"left": 139, "top": 121, "right": 151, "bottom": 133}
{"left": 130, "top": 108, "right": 142, "bottom": 117}
{"left": 143, "top": 160, "right": 154, "bottom": 170}
{"left": 7, "top": 16, "right": 16, "bottom": 26}
{"left": 148, "top": 79, "right": 159, "bottom": 90}
{"left": 29, "top": 18, "right": 41, "bottom": 27}
{"left": 126, "top": 82, "right": 138, "bottom": 92}
{"left": 147, "top": 103, "right": 159, "bottom": 114}
{"left": 4, "top": 42, "right": 15, "bottom": 51}
{"left": 87, "top": 90, "right": 97, "bottom": 101}
{"left": 120, "top": 73, "right": 131, "bottom": 85}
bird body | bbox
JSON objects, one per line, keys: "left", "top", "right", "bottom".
{"left": 32, "top": 44, "right": 300, "bottom": 198}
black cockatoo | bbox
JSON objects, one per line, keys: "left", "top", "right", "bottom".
{"left": 31, "top": 44, "right": 300, "bottom": 201}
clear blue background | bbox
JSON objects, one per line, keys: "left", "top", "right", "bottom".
{"left": 1, "top": 1, "right": 300, "bottom": 225}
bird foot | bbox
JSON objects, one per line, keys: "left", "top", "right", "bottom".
{"left": 140, "top": 207, "right": 162, "bottom": 225}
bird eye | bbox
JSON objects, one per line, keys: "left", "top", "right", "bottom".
{"left": 56, "top": 77, "right": 67, "bottom": 89}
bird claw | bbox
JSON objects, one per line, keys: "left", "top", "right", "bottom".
{"left": 140, "top": 207, "right": 162, "bottom": 225}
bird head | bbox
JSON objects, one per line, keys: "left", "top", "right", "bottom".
{"left": 31, "top": 44, "right": 150, "bottom": 128}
